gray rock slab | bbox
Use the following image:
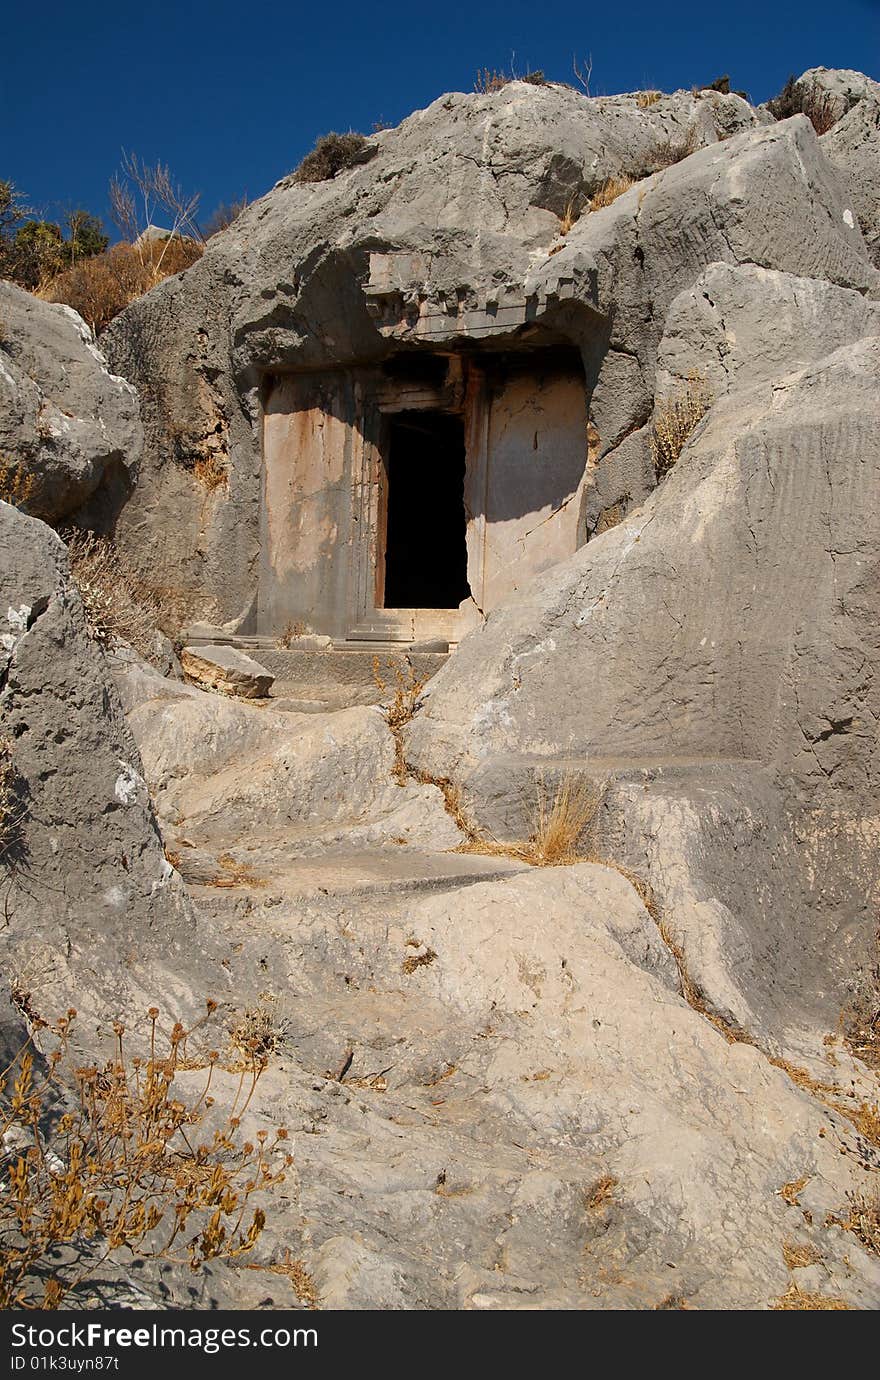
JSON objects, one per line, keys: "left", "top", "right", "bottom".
{"left": 0, "top": 282, "right": 142, "bottom": 523}
{"left": 181, "top": 643, "right": 274, "bottom": 697}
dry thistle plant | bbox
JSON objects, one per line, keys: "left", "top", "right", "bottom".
{"left": 589, "top": 176, "right": 634, "bottom": 211}
{"left": 228, "top": 998, "right": 286, "bottom": 1066}
{"left": 0, "top": 1007, "right": 291, "bottom": 1309}
{"left": 650, "top": 373, "right": 713, "bottom": 478}
{"left": 828, "top": 1192, "right": 880, "bottom": 1256}
{"left": 65, "top": 530, "right": 161, "bottom": 661}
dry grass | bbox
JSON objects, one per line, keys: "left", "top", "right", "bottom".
{"left": 293, "top": 132, "right": 373, "bottom": 184}
{"left": 0, "top": 1008, "right": 290, "bottom": 1309}
{"left": 584, "top": 1173, "right": 618, "bottom": 1211}
{"left": 42, "top": 237, "right": 203, "bottom": 334}
{"left": 246, "top": 1251, "right": 320, "bottom": 1308}
{"left": 593, "top": 501, "right": 627, "bottom": 536}
{"left": 589, "top": 176, "right": 634, "bottom": 211}
{"left": 531, "top": 774, "right": 604, "bottom": 864}
{"left": 207, "top": 853, "right": 267, "bottom": 890}
{"left": 841, "top": 956, "right": 880, "bottom": 1071}
{"left": 772, "top": 1285, "right": 852, "bottom": 1310}
{"left": 192, "top": 450, "right": 228, "bottom": 492}
{"left": 782, "top": 1240, "right": 822, "bottom": 1270}
{"left": 374, "top": 656, "right": 427, "bottom": 784}
{"left": 647, "top": 126, "right": 699, "bottom": 172}
{"left": 402, "top": 942, "right": 437, "bottom": 976}
{"left": 65, "top": 530, "right": 161, "bottom": 661}
{"left": 474, "top": 69, "right": 511, "bottom": 94}
{"left": 778, "top": 1175, "right": 810, "bottom": 1208}
{"left": 474, "top": 66, "right": 547, "bottom": 93}
{"left": 457, "top": 772, "right": 605, "bottom": 867}
{"left": 636, "top": 90, "right": 662, "bottom": 109}
{"left": 275, "top": 619, "right": 307, "bottom": 649}
{"left": 558, "top": 197, "right": 580, "bottom": 235}
{"left": 374, "top": 656, "right": 426, "bottom": 731}
{"left": 65, "top": 529, "right": 164, "bottom": 659}
{"left": 654, "top": 1293, "right": 693, "bottom": 1309}
{"left": 650, "top": 372, "right": 713, "bottom": 478}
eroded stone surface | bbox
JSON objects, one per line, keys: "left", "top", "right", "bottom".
{"left": 0, "top": 282, "right": 142, "bottom": 523}
{"left": 181, "top": 643, "right": 274, "bottom": 698}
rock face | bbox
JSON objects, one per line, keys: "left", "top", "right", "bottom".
{"left": 407, "top": 276, "right": 880, "bottom": 1042}
{"left": 0, "top": 282, "right": 142, "bottom": 524}
{"left": 822, "top": 94, "right": 880, "bottom": 267}
{"left": 101, "top": 80, "right": 782, "bottom": 632}
{"left": 0, "top": 502, "right": 191, "bottom": 1018}
{"left": 180, "top": 643, "right": 274, "bottom": 698}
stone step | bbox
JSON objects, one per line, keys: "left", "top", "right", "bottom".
{"left": 259, "top": 646, "right": 448, "bottom": 693}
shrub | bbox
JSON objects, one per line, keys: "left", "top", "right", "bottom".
{"left": 645, "top": 125, "right": 699, "bottom": 174}
{"left": 42, "top": 237, "right": 203, "bottom": 334}
{"left": 766, "top": 76, "right": 842, "bottom": 135}
{"left": 0, "top": 458, "right": 43, "bottom": 518}
{"left": 0, "top": 1008, "right": 291, "bottom": 1309}
{"left": 590, "top": 176, "right": 634, "bottom": 211}
{"left": 475, "top": 67, "right": 548, "bottom": 94}
{"left": 650, "top": 373, "right": 713, "bottom": 477}
{"left": 475, "top": 69, "right": 511, "bottom": 94}
{"left": 293, "top": 132, "right": 374, "bottom": 184}
{"left": 65, "top": 531, "right": 162, "bottom": 660}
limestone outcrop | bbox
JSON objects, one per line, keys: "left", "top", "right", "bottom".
{"left": 0, "top": 282, "right": 142, "bottom": 524}
{"left": 0, "top": 502, "right": 191, "bottom": 1019}
{"left": 101, "top": 80, "right": 784, "bottom": 628}
{"left": 3, "top": 69, "right": 880, "bottom": 1312}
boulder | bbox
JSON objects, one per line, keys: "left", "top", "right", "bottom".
{"left": 0, "top": 502, "right": 193, "bottom": 1019}
{"left": 822, "top": 95, "right": 880, "bottom": 267}
{"left": 181, "top": 643, "right": 274, "bottom": 698}
{"left": 0, "top": 282, "right": 142, "bottom": 524}
{"left": 790, "top": 65, "right": 880, "bottom": 118}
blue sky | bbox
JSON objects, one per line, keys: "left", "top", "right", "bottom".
{"left": 2, "top": 0, "right": 878, "bottom": 233}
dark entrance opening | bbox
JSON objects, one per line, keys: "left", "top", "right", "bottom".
{"left": 383, "top": 411, "right": 471, "bottom": 609}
